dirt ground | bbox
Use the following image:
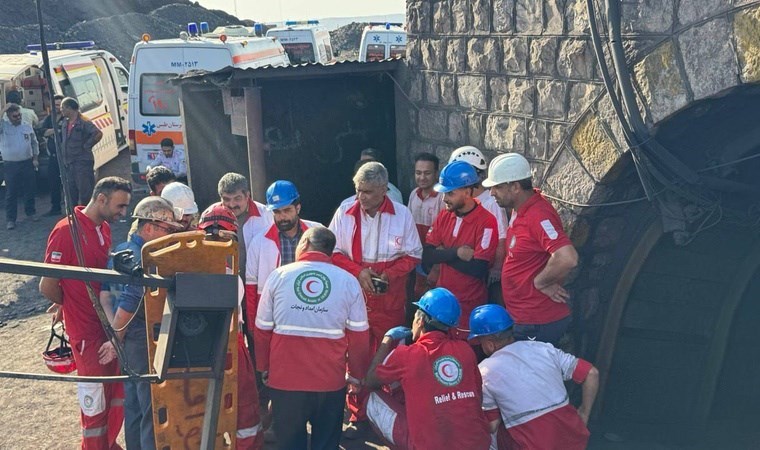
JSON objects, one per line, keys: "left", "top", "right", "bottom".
{"left": 0, "top": 178, "right": 389, "bottom": 449}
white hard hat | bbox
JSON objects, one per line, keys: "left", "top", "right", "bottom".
{"left": 449, "top": 146, "right": 488, "bottom": 170}
{"left": 482, "top": 153, "right": 532, "bottom": 187}
{"left": 161, "top": 182, "right": 198, "bottom": 219}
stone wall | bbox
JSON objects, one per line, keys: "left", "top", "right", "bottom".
{"left": 398, "top": 0, "right": 760, "bottom": 358}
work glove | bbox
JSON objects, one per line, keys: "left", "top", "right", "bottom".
{"left": 385, "top": 326, "right": 412, "bottom": 342}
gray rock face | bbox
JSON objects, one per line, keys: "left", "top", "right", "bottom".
{"left": 446, "top": 38, "right": 466, "bottom": 72}
{"left": 545, "top": 148, "right": 596, "bottom": 203}
{"left": 472, "top": 0, "right": 491, "bottom": 34}
{"left": 545, "top": 0, "right": 564, "bottom": 34}
{"left": 537, "top": 79, "right": 567, "bottom": 119}
{"left": 558, "top": 39, "right": 595, "bottom": 79}
{"left": 452, "top": 0, "right": 469, "bottom": 32}
{"left": 448, "top": 111, "right": 467, "bottom": 145}
{"left": 468, "top": 114, "right": 485, "bottom": 148}
{"left": 419, "top": 108, "right": 448, "bottom": 140}
{"left": 527, "top": 120, "right": 549, "bottom": 160}
{"left": 503, "top": 38, "right": 529, "bottom": 75}
{"left": 422, "top": 39, "right": 445, "bottom": 71}
{"left": 568, "top": 82, "right": 603, "bottom": 121}
{"left": 508, "top": 78, "right": 535, "bottom": 114}
{"left": 493, "top": 0, "right": 514, "bottom": 33}
{"left": 489, "top": 77, "right": 509, "bottom": 112}
{"left": 678, "top": 0, "right": 731, "bottom": 26}
{"left": 516, "top": 0, "right": 543, "bottom": 34}
{"left": 565, "top": 0, "right": 590, "bottom": 35}
{"left": 425, "top": 72, "right": 440, "bottom": 104}
{"left": 433, "top": 1, "right": 452, "bottom": 34}
{"left": 457, "top": 75, "right": 488, "bottom": 109}
{"left": 678, "top": 18, "right": 739, "bottom": 101}
{"left": 468, "top": 38, "right": 501, "bottom": 72}
{"left": 621, "top": 0, "right": 674, "bottom": 33}
{"left": 440, "top": 74, "right": 457, "bottom": 105}
{"left": 633, "top": 42, "right": 689, "bottom": 123}
{"left": 530, "top": 38, "right": 559, "bottom": 76}
{"left": 485, "top": 115, "right": 526, "bottom": 152}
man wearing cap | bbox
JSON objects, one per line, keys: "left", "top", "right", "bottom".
{"left": 245, "top": 180, "right": 322, "bottom": 328}
{"left": 98, "top": 196, "right": 181, "bottom": 450}
{"left": 254, "top": 227, "right": 370, "bottom": 449}
{"left": 422, "top": 160, "right": 498, "bottom": 338}
{"left": 363, "top": 288, "right": 491, "bottom": 450}
{"left": 161, "top": 181, "right": 199, "bottom": 230}
{"left": 328, "top": 161, "right": 422, "bottom": 434}
{"left": 483, "top": 153, "right": 578, "bottom": 345}
{"left": 469, "top": 305, "right": 598, "bottom": 449}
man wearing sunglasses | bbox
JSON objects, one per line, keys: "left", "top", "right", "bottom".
{"left": 98, "top": 196, "right": 181, "bottom": 450}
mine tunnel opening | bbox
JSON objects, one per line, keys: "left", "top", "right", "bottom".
{"left": 592, "top": 84, "right": 760, "bottom": 446}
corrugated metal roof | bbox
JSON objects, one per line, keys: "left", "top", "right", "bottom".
{"left": 172, "top": 57, "right": 403, "bottom": 87}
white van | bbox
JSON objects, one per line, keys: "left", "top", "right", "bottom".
{"left": 128, "top": 25, "right": 290, "bottom": 187}
{"left": 0, "top": 41, "right": 130, "bottom": 170}
{"left": 359, "top": 23, "right": 407, "bottom": 62}
{"left": 266, "top": 20, "right": 335, "bottom": 65}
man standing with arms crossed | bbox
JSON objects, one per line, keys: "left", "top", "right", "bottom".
{"left": 254, "top": 227, "right": 369, "bottom": 449}
{"left": 329, "top": 161, "right": 422, "bottom": 436}
{"left": 422, "top": 160, "right": 498, "bottom": 338}
{"left": 39, "top": 177, "right": 132, "bottom": 450}
{"left": 483, "top": 153, "right": 578, "bottom": 345}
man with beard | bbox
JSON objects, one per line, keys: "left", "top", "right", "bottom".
{"left": 245, "top": 180, "right": 322, "bottom": 328}
{"left": 422, "top": 161, "right": 498, "bottom": 339}
{"left": 40, "top": 177, "right": 132, "bottom": 449}
{"left": 483, "top": 153, "right": 578, "bottom": 346}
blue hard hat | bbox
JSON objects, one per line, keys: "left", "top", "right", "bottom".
{"left": 434, "top": 160, "right": 480, "bottom": 193}
{"left": 413, "top": 288, "right": 461, "bottom": 327}
{"left": 266, "top": 180, "right": 299, "bottom": 210}
{"left": 468, "top": 305, "right": 514, "bottom": 339}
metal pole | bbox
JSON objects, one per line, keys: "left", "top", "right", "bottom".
{"left": 199, "top": 310, "right": 233, "bottom": 450}
{"left": 0, "top": 257, "right": 173, "bottom": 289}
{"left": 244, "top": 87, "right": 267, "bottom": 202}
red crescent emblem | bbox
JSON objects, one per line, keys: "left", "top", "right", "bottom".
{"left": 305, "top": 279, "right": 319, "bottom": 294}
{"left": 441, "top": 363, "right": 454, "bottom": 378}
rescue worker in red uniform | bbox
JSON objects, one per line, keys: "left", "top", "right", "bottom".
{"left": 406, "top": 152, "right": 444, "bottom": 305}
{"left": 39, "top": 177, "right": 132, "bottom": 450}
{"left": 245, "top": 180, "right": 322, "bottom": 329}
{"left": 198, "top": 203, "right": 264, "bottom": 450}
{"left": 422, "top": 161, "right": 498, "bottom": 338}
{"left": 254, "top": 227, "right": 370, "bottom": 449}
{"left": 363, "top": 288, "right": 491, "bottom": 450}
{"left": 469, "top": 305, "right": 599, "bottom": 449}
{"left": 483, "top": 153, "right": 579, "bottom": 345}
{"left": 328, "top": 161, "right": 422, "bottom": 435}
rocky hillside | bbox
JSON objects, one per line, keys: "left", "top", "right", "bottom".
{"left": 330, "top": 22, "right": 368, "bottom": 61}
{"left": 0, "top": 0, "right": 242, "bottom": 65}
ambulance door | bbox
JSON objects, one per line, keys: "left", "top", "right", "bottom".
{"left": 58, "top": 57, "right": 118, "bottom": 169}
{"left": 91, "top": 54, "right": 126, "bottom": 148}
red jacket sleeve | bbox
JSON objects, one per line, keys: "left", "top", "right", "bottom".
{"left": 382, "top": 254, "right": 420, "bottom": 279}
{"left": 346, "top": 329, "right": 370, "bottom": 380}
{"left": 332, "top": 252, "right": 364, "bottom": 277}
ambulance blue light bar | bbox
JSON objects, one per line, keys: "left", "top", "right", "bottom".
{"left": 26, "top": 41, "right": 95, "bottom": 51}
{"left": 200, "top": 22, "right": 210, "bottom": 34}
{"left": 285, "top": 20, "right": 319, "bottom": 26}
{"left": 368, "top": 22, "right": 404, "bottom": 28}
{"left": 188, "top": 22, "right": 199, "bottom": 36}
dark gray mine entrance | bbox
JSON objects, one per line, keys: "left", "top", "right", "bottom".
{"left": 589, "top": 84, "right": 760, "bottom": 446}
{"left": 259, "top": 75, "right": 397, "bottom": 225}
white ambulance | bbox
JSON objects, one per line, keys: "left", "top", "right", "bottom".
{"left": 128, "top": 23, "right": 290, "bottom": 187}
{"left": 0, "top": 41, "right": 130, "bottom": 170}
{"left": 266, "top": 20, "right": 335, "bottom": 65}
{"left": 359, "top": 23, "right": 407, "bottom": 62}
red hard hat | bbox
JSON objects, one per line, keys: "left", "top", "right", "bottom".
{"left": 198, "top": 202, "right": 238, "bottom": 233}
{"left": 42, "top": 325, "right": 76, "bottom": 374}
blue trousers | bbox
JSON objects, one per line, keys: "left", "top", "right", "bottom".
{"left": 123, "top": 331, "right": 155, "bottom": 450}
{"left": 4, "top": 158, "right": 36, "bottom": 222}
